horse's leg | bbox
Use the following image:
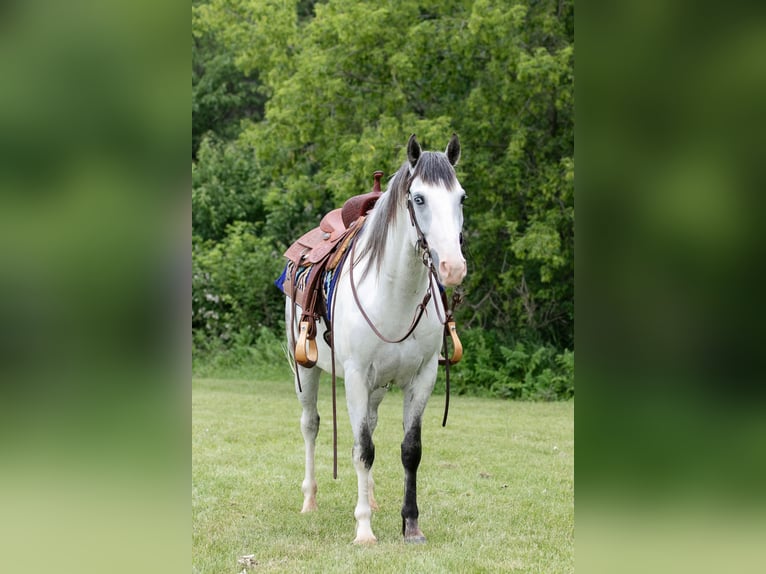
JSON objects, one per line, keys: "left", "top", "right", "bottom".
{"left": 345, "top": 368, "right": 378, "bottom": 544}
{"left": 400, "top": 375, "right": 435, "bottom": 543}
{"left": 366, "top": 386, "right": 387, "bottom": 511}
{"left": 296, "top": 365, "right": 321, "bottom": 513}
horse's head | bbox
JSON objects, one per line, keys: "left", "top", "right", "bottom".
{"left": 406, "top": 134, "right": 467, "bottom": 287}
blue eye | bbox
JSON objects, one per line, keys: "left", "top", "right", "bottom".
{"left": 413, "top": 195, "right": 425, "bottom": 206}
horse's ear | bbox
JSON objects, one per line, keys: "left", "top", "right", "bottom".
{"left": 446, "top": 133, "right": 460, "bottom": 166}
{"left": 407, "top": 134, "right": 421, "bottom": 168}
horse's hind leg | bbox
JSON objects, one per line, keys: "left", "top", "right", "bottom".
{"left": 296, "top": 366, "right": 321, "bottom": 513}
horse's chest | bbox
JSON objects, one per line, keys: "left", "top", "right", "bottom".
{"left": 332, "top": 296, "right": 442, "bottom": 385}
{"left": 366, "top": 334, "right": 440, "bottom": 384}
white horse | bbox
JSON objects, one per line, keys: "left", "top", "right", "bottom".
{"left": 285, "top": 134, "right": 466, "bottom": 544}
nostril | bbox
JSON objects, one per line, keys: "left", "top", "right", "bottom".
{"left": 438, "top": 260, "right": 466, "bottom": 283}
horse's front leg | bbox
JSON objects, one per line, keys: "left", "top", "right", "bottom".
{"left": 345, "top": 368, "right": 378, "bottom": 544}
{"left": 365, "top": 386, "right": 387, "bottom": 512}
{"left": 400, "top": 371, "right": 436, "bottom": 543}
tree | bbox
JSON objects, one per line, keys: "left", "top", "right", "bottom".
{"left": 192, "top": 0, "right": 266, "bottom": 158}
{"left": 193, "top": 0, "right": 574, "bottom": 355}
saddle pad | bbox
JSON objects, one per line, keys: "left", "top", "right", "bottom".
{"left": 275, "top": 260, "right": 318, "bottom": 311}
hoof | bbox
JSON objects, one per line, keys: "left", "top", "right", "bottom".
{"left": 301, "top": 482, "right": 318, "bottom": 513}
{"left": 353, "top": 534, "right": 377, "bottom": 545}
{"left": 404, "top": 534, "right": 427, "bottom": 544}
{"left": 403, "top": 518, "right": 426, "bottom": 543}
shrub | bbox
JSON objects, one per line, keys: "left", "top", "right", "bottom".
{"left": 192, "top": 222, "right": 285, "bottom": 346}
{"left": 446, "top": 329, "right": 574, "bottom": 400}
{"left": 192, "top": 325, "right": 290, "bottom": 379}
{"left": 192, "top": 136, "right": 267, "bottom": 242}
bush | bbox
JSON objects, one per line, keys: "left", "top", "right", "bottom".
{"left": 192, "top": 136, "right": 267, "bottom": 242}
{"left": 192, "top": 325, "right": 291, "bottom": 379}
{"left": 446, "top": 328, "right": 574, "bottom": 400}
{"left": 192, "top": 221, "right": 285, "bottom": 345}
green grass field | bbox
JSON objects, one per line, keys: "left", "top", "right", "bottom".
{"left": 192, "top": 376, "right": 573, "bottom": 573}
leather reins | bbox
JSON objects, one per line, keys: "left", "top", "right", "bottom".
{"left": 348, "top": 235, "right": 432, "bottom": 345}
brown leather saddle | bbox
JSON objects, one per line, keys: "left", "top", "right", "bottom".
{"left": 282, "top": 171, "right": 384, "bottom": 367}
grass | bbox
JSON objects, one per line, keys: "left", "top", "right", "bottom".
{"left": 192, "top": 375, "right": 573, "bottom": 573}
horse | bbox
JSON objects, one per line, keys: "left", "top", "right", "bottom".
{"left": 284, "top": 133, "right": 466, "bottom": 544}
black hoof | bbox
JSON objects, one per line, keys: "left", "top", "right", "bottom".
{"left": 404, "top": 535, "right": 427, "bottom": 544}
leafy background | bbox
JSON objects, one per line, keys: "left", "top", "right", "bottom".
{"left": 192, "top": 0, "right": 574, "bottom": 399}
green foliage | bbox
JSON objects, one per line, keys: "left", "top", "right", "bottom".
{"left": 192, "top": 136, "right": 267, "bottom": 242}
{"left": 192, "top": 222, "right": 284, "bottom": 344}
{"left": 192, "top": 1, "right": 266, "bottom": 158}
{"left": 448, "top": 329, "right": 574, "bottom": 400}
{"left": 191, "top": 0, "right": 574, "bottom": 399}
{"left": 192, "top": 325, "right": 288, "bottom": 379}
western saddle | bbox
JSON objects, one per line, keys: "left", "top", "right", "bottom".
{"left": 281, "top": 171, "right": 384, "bottom": 367}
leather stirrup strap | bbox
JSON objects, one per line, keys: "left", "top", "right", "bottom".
{"left": 290, "top": 263, "right": 303, "bottom": 392}
{"left": 294, "top": 274, "right": 320, "bottom": 368}
{"left": 436, "top": 285, "right": 463, "bottom": 366}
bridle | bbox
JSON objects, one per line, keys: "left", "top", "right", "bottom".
{"left": 313, "top": 180, "right": 464, "bottom": 480}
{"left": 348, "top": 183, "right": 464, "bottom": 423}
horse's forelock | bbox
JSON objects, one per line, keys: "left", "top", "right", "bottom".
{"left": 411, "top": 152, "right": 458, "bottom": 192}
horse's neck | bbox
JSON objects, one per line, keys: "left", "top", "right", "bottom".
{"left": 381, "top": 230, "right": 428, "bottom": 295}
{"left": 358, "top": 211, "right": 429, "bottom": 318}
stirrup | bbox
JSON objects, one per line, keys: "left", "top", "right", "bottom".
{"left": 295, "top": 320, "right": 318, "bottom": 367}
{"left": 438, "top": 321, "right": 463, "bottom": 365}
